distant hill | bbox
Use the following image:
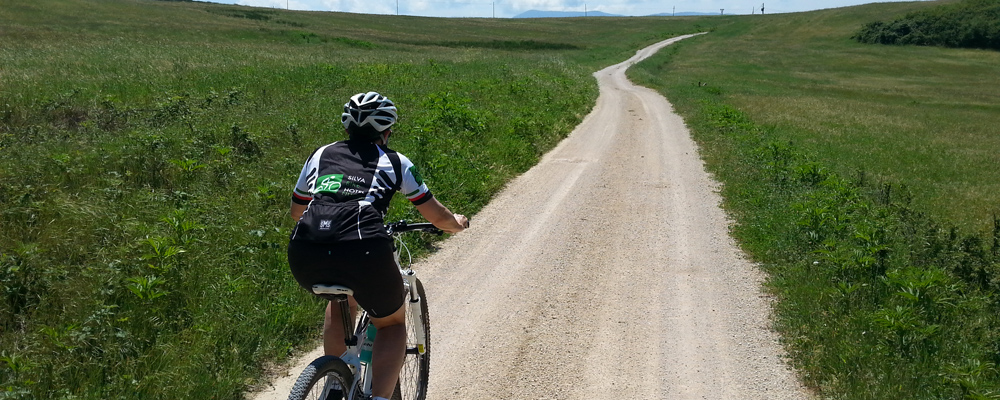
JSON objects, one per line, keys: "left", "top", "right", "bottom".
{"left": 514, "top": 10, "right": 716, "bottom": 18}
{"left": 514, "top": 10, "right": 622, "bottom": 18}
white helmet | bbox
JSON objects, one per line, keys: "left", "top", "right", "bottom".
{"left": 341, "top": 92, "right": 397, "bottom": 136}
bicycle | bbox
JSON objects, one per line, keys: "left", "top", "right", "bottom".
{"left": 287, "top": 221, "right": 438, "bottom": 400}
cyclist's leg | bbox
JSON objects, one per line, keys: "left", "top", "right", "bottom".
{"left": 324, "top": 296, "right": 358, "bottom": 357}
{"left": 369, "top": 304, "right": 406, "bottom": 399}
{"left": 288, "top": 240, "right": 360, "bottom": 358}
{"left": 321, "top": 238, "right": 404, "bottom": 399}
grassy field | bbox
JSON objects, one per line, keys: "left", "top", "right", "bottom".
{"left": 630, "top": 1, "right": 1000, "bottom": 398}
{"left": 631, "top": 1, "right": 1000, "bottom": 233}
{"left": 0, "top": 1, "right": 709, "bottom": 398}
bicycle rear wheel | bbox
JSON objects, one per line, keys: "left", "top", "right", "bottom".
{"left": 287, "top": 355, "right": 353, "bottom": 400}
{"left": 393, "top": 278, "right": 430, "bottom": 400}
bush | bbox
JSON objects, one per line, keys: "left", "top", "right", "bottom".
{"left": 853, "top": 0, "right": 1000, "bottom": 50}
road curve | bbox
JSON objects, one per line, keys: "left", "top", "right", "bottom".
{"left": 251, "top": 34, "right": 811, "bottom": 400}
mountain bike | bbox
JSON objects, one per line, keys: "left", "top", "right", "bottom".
{"left": 287, "top": 221, "right": 437, "bottom": 400}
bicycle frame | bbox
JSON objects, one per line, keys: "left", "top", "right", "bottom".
{"left": 309, "top": 287, "right": 371, "bottom": 399}
{"left": 339, "top": 303, "right": 371, "bottom": 399}
{"left": 393, "top": 228, "right": 429, "bottom": 357}
{"left": 310, "top": 221, "right": 435, "bottom": 400}
{"left": 400, "top": 270, "right": 427, "bottom": 356}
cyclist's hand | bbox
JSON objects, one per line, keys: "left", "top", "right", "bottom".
{"left": 414, "top": 198, "right": 468, "bottom": 233}
{"left": 445, "top": 214, "right": 469, "bottom": 233}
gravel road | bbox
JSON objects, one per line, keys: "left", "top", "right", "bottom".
{"left": 251, "top": 33, "right": 811, "bottom": 400}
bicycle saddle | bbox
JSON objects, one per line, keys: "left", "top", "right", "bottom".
{"left": 312, "top": 284, "right": 354, "bottom": 296}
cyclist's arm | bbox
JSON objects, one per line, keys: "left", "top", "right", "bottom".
{"left": 395, "top": 151, "right": 467, "bottom": 233}
{"left": 414, "top": 198, "right": 467, "bottom": 234}
{"left": 289, "top": 145, "right": 328, "bottom": 222}
{"left": 290, "top": 201, "right": 307, "bottom": 222}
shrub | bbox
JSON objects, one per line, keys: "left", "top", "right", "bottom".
{"left": 853, "top": 0, "right": 1000, "bottom": 50}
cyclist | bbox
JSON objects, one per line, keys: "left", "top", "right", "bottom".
{"left": 287, "top": 92, "right": 468, "bottom": 400}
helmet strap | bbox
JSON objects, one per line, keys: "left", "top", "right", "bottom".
{"left": 377, "top": 129, "right": 392, "bottom": 146}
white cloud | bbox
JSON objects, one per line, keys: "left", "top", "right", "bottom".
{"left": 320, "top": 0, "right": 396, "bottom": 14}
{"left": 509, "top": 0, "right": 582, "bottom": 11}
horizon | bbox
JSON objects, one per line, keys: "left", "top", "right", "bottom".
{"left": 199, "top": 0, "right": 931, "bottom": 19}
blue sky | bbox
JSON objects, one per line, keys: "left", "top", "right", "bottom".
{"left": 204, "top": 0, "right": 927, "bottom": 19}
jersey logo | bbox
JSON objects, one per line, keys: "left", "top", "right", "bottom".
{"left": 315, "top": 174, "right": 344, "bottom": 194}
{"left": 319, "top": 220, "right": 332, "bottom": 231}
{"left": 409, "top": 166, "right": 425, "bottom": 186}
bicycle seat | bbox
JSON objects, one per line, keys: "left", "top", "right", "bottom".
{"left": 312, "top": 284, "right": 354, "bottom": 296}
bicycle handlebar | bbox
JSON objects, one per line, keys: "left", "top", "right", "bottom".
{"left": 384, "top": 220, "right": 443, "bottom": 236}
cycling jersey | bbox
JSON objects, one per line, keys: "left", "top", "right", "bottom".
{"left": 290, "top": 140, "right": 432, "bottom": 242}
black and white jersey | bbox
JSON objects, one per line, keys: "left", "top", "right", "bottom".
{"left": 290, "top": 140, "right": 432, "bottom": 242}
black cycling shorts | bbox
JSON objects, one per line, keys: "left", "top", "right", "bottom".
{"left": 287, "top": 239, "right": 404, "bottom": 318}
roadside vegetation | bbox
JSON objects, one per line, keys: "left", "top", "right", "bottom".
{"left": 629, "top": 1, "right": 1000, "bottom": 398}
{"left": 854, "top": 0, "right": 1000, "bottom": 50}
{"left": 0, "top": 0, "right": 708, "bottom": 398}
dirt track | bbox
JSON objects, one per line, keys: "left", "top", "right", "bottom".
{"left": 252, "top": 34, "right": 810, "bottom": 400}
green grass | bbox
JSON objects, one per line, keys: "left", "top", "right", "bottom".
{"left": 630, "top": 1, "right": 1000, "bottom": 398}
{"left": 631, "top": 1, "right": 1000, "bottom": 233}
{"left": 0, "top": 1, "right": 709, "bottom": 398}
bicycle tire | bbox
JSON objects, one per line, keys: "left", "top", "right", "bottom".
{"left": 392, "top": 278, "right": 430, "bottom": 400}
{"left": 287, "top": 355, "right": 354, "bottom": 400}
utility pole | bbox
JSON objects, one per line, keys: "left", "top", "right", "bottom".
{"left": 396, "top": 0, "right": 399, "bottom": 14}
{"left": 585, "top": 3, "right": 588, "bottom": 17}
{"left": 720, "top": 8, "right": 724, "bottom": 15}
{"left": 761, "top": 3, "right": 765, "bottom": 14}
{"left": 672, "top": 6, "right": 675, "bottom": 16}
